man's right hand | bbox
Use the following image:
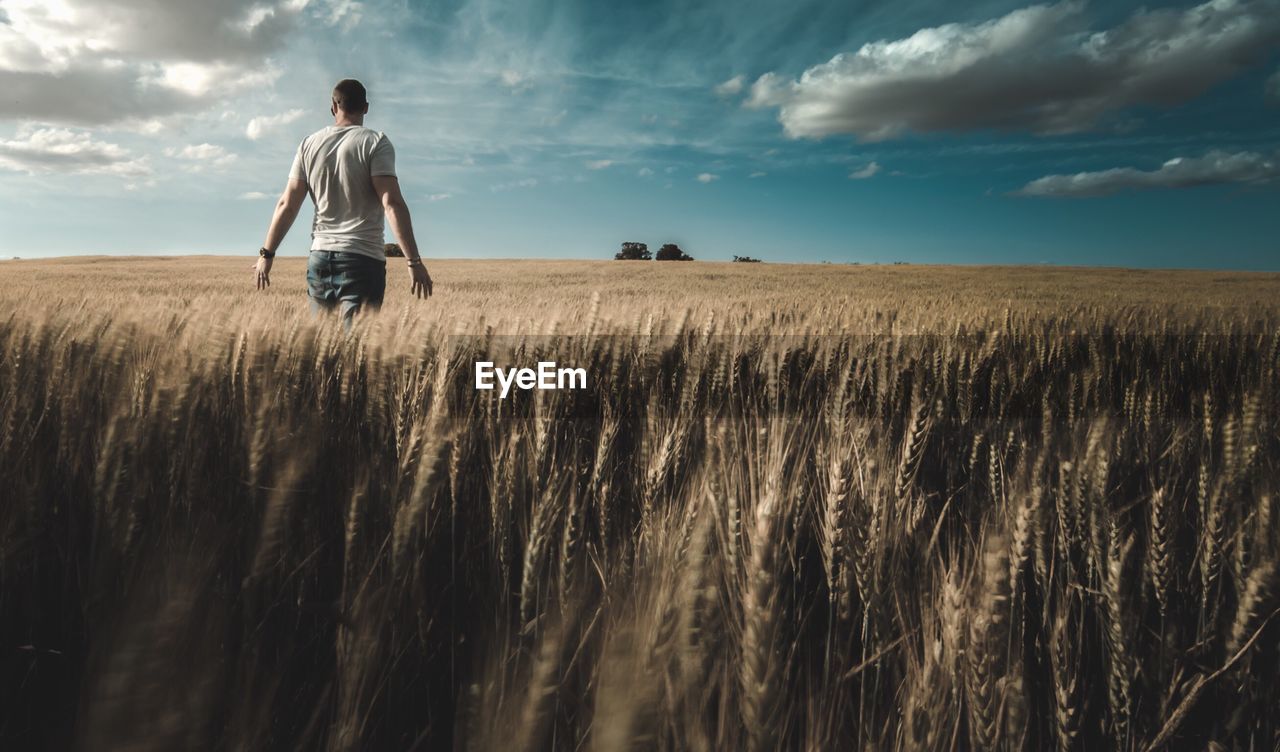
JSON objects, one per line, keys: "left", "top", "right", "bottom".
{"left": 409, "top": 262, "right": 433, "bottom": 299}
{"left": 253, "top": 256, "right": 273, "bottom": 290}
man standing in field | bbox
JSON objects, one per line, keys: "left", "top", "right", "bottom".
{"left": 252, "top": 79, "right": 432, "bottom": 321}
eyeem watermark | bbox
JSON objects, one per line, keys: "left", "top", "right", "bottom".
{"left": 475, "top": 361, "right": 588, "bottom": 399}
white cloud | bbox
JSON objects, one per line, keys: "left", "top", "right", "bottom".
{"left": 129, "top": 120, "right": 168, "bottom": 136}
{"left": 149, "top": 61, "right": 281, "bottom": 98}
{"left": 714, "top": 74, "right": 745, "bottom": 97}
{"left": 749, "top": 171, "right": 767, "bottom": 178}
{"left": 323, "top": 0, "right": 363, "bottom": 30}
{"left": 490, "top": 177, "right": 539, "bottom": 192}
{"left": 246, "top": 109, "right": 306, "bottom": 140}
{"left": 1014, "top": 150, "right": 1280, "bottom": 197}
{"left": 745, "top": 72, "right": 790, "bottom": 109}
{"left": 0, "top": 0, "right": 305, "bottom": 125}
{"left": 165, "top": 144, "right": 229, "bottom": 161}
{"left": 849, "top": 161, "right": 881, "bottom": 179}
{"left": 748, "top": 0, "right": 1280, "bottom": 141}
{"left": 696, "top": 172, "right": 719, "bottom": 183}
{"left": 637, "top": 167, "right": 654, "bottom": 177}
{"left": 500, "top": 69, "right": 532, "bottom": 92}
{"left": 585, "top": 159, "right": 614, "bottom": 170}
{"left": 238, "top": 191, "right": 270, "bottom": 200}
{"left": 165, "top": 143, "right": 239, "bottom": 170}
{"left": 0, "top": 16, "right": 46, "bottom": 72}
{"left": 426, "top": 192, "right": 452, "bottom": 202}
{"left": 0, "top": 127, "right": 151, "bottom": 177}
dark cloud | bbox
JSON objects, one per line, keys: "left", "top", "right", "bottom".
{"left": 0, "top": 68, "right": 205, "bottom": 126}
{"left": 0, "top": 0, "right": 310, "bottom": 125}
{"left": 747, "top": 0, "right": 1280, "bottom": 141}
{"left": 1013, "top": 150, "right": 1280, "bottom": 197}
{"left": 15, "top": 0, "right": 299, "bottom": 63}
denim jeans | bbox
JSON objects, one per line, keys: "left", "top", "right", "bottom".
{"left": 306, "top": 250, "right": 386, "bottom": 324}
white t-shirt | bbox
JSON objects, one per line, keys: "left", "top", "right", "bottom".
{"left": 288, "top": 125, "right": 397, "bottom": 260}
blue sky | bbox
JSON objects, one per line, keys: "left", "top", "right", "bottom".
{"left": 1, "top": 0, "right": 1278, "bottom": 268}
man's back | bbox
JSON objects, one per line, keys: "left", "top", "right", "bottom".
{"left": 254, "top": 78, "right": 430, "bottom": 308}
{"left": 289, "top": 125, "right": 397, "bottom": 260}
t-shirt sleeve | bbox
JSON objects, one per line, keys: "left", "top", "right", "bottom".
{"left": 288, "top": 139, "right": 307, "bottom": 184}
{"left": 370, "top": 134, "right": 397, "bottom": 178}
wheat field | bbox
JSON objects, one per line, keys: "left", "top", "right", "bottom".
{"left": 1, "top": 256, "right": 1278, "bottom": 750}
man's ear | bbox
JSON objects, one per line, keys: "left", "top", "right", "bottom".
{"left": 362, "top": 103, "right": 369, "bottom": 115}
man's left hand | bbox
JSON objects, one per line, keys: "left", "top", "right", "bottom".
{"left": 252, "top": 256, "right": 273, "bottom": 289}
{"left": 409, "top": 262, "right": 433, "bottom": 299}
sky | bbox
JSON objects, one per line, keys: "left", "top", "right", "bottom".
{"left": 1, "top": 0, "right": 1278, "bottom": 268}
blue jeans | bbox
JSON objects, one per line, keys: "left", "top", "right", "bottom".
{"left": 306, "top": 250, "right": 386, "bottom": 324}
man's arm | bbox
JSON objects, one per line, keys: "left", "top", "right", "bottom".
{"left": 372, "top": 175, "right": 420, "bottom": 259}
{"left": 372, "top": 175, "right": 432, "bottom": 298}
{"left": 253, "top": 178, "right": 308, "bottom": 290}
{"left": 263, "top": 178, "right": 309, "bottom": 252}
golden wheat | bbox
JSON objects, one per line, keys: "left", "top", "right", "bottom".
{"left": 0, "top": 258, "right": 1277, "bottom": 750}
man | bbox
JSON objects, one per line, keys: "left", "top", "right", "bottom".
{"left": 252, "top": 78, "right": 433, "bottom": 321}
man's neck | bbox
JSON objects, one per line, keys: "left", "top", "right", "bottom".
{"left": 334, "top": 116, "right": 364, "bottom": 127}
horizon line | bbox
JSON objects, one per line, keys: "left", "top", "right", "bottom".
{"left": 3, "top": 253, "right": 1278, "bottom": 274}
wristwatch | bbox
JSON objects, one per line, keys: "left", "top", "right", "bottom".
{"left": 259, "top": 247, "right": 276, "bottom": 259}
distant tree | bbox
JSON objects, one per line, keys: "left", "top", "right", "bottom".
{"left": 732, "top": 254, "right": 762, "bottom": 263}
{"left": 655, "top": 243, "right": 694, "bottom": 261}
{"left": 384, "top": 243, "right": 404, "bottom": 258}
{"left": 614, "top": 242, "right": 651, "bottom": 260}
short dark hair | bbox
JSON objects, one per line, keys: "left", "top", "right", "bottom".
{"left": 332, "top": 79, "right": 368, "bottom": 112}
